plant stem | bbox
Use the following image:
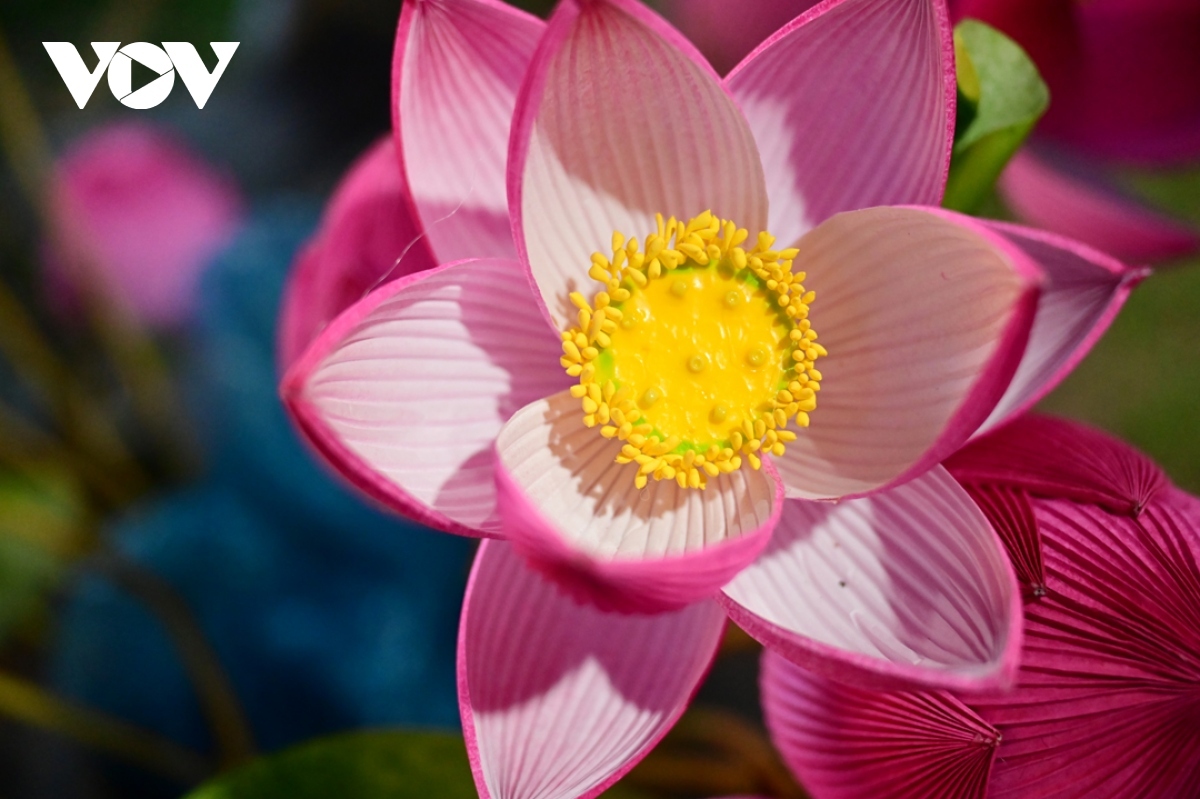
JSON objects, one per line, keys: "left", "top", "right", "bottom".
{"left": 0, "top": 669, "right": 210, "bottom": 784}
{"left": 95, "top": 557, "right": 258, "bottom": 771}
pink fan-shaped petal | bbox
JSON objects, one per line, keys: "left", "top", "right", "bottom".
{"left": 761, "top": 650, "right": 1000, "bottom": 799}
{"left": 999, "top": 149, "right": 1200, "bottom": 265}
{"left": 510, "top": 0, "right": 768, "bottom": 331}
{"left": 460, "top": 540, "right": 727, "bottom": 799}
{"left": 968, "top": 220, "right": 1148, "bottom": 434}
{"left": 281, "top": 258, "right": 568, "bottom": 537}
{"left": 946, "top": 414, "right": 1168, "bottom": 516}
{"left": 393, "top": 0, "right": 543, "bottom": 263}
{"left": 727, "top": 0, "right": 955, "bottom": 247}
{"left": 278, "top": 137, "right": 435, "bottom": 368}
{"left": 493, "top": 391, "right": 782, "bottom": 613}
{"left": 721, "top": 466, "right": 1022, "bottom": 692}
{"left": 973, "top": 497, "right": 1200, "bottom": 798}
{"left": 773, "top": 206, "right": 1041, "bottom": 501}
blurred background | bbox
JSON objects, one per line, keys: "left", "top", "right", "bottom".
{"left": 0, "top": 0, "right": 1196, "bottom": 797}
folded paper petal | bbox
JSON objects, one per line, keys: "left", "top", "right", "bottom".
{"left": 393, "top": 0, "right": 543, "bottom": 263}
{"left": 721, "top": 466, "right": 1022, "bottom": 691}
{"left": 278, "top": 137, "right": 435, "bottom": 368}
{"left": 968, "top": 220, "right": 1147, "bottom": 434}
{"left": 971, "top": 497, "right": 1200, "bottom": 798}
{"left": 511, "top": 0, "right": 768, "bottom": 330}
{"left": 727, "top": 0, "right": 954, "bottom": 247}
{"left": 493, "top": 390, "right": 782, "bottom": 613}
{"left": 761, "top": 650, "right": 1000, "bottom": 799}
{"left": 460, "top": 541, "right": 726, "bottom": 799}
{"left": 999, "top": 149, "right": 1200, "bottom": 265}
{"left": 282, "top": 258, "right": 568, "bottom": 537}
{"left": 946, "top": 414, "right": 1168, "bottom": 516}
{"left": 773, "top": 206, "right": 1040, "bottom": 500}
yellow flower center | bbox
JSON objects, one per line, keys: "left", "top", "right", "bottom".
{"left": 559, "top": 211, "right": 825, "bottom": 490}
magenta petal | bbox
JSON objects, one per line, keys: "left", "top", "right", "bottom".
{"left": 946, "top": 414, "right": 1168, "bottom": 516}
{"left": 999, "top": 149, "right": 1200, "bottom": 265}
{"left": 721, "top": 466, "right": 1023, "bottom": 692}
{"left": 510, "top": 0, "right": 768, "bottom": 330}
{"left": 660, "top": 0, "right": 821, "bottom": 75}
{"left": 459, "top": 540, "right": 727, "bottom": 799}
{"left": 974, "top": 498, "right": 1200, "bottom": 798}
{"left": 281, "top": 258, "right": 568, "bottom": 536}
{"left": 278, "top": 137, "right": 435, "bottom": 368}
{"left": 392, "top": 0, "right": 543, "bottom": 263}
{"left": 774, "top": 206, "right": 1041, "bottom": 500}
{"left": 761, "top": 649, "right": 1000, "bottom": 799}
{"left": 493, "top": 391, "right": 782, "bottom": 613}
{"left": 968, "top": 219, "right": 1148, "bottom": 433}
{"left": 727, "top": 0, "right": 955, "bottom": 246}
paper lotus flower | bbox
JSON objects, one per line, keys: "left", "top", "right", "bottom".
{"left": 760, "top": 414, "right": 1200, "bottom": 799}
{"left": 46, "top": 121, "right": 243, "bottom": 327}
{"left": 279, "top": 1, "right": 1148, "bottom": 795}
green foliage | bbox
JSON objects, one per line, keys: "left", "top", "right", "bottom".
{"left": 0, "top": 463, "right": 87, "bottom": 639}
{"left": 943, "top": 20, "right": 1049, "bottom": 213}
{"left": 183, "top": 730, "right": 478, "bottom": 799}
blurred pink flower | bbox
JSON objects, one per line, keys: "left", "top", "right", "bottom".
{"left": 950, "top": 0, "right": 1200, "bottom": 263}
{"left": 46, "top": 121, "right": 243, "bottom": 327}
{"left": 760, "top": 414, "right": 1200, "bottom": 799}
{"left": 657, "top": 0, "right": 820, "bottom": 75}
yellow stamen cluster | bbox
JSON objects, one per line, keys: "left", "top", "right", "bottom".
{"left": 559, "top": 211, "right": 825, "bottom": 489}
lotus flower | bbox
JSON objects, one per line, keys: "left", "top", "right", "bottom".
{"left": 46, "top": 121, "right": 243, "bottom": 327}
{"left": 279, "top": 1, "right": 1147, "bottom": 795}
{"left": 760, "top": 414, "right": 1200, "bottom": 799}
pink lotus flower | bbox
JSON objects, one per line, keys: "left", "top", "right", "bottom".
{"left": 760, "top": 414, "right": 1200, "bottom": 799}
{"left": 46, "top": 121, "right": 243, "bottom": 327}
{"left": 279, "top": 1, "right": 1147, "bottom": 795}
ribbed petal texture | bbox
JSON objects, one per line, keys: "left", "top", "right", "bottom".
{"left": 394, "top": 0, "right": 543, "bottom": 263}
{"left": 970, "top": 220, "right": 1145, "bottom": 434}
{"left": 493, "top": 391, "right": 781, "bottom": 612}
{"left": 946, "top": 414, "right": 1168, "bottom": 516}
{"left": 279, "top": 137, "right": 434, "bottom": 367}
{"left": 772, "top": 207, "right": 1038, "bottom": 500}
{"left": 727, "top": 0, "right": 954, "bottom": 247}
{"left": 282, "top": 258, "right": 568, "bottom": 536}
{"left": 460, "top": 541, "right": 727, "bottom": 799}
{"left": 775, "top": 416, "right": 1200, "bottom": 799}
{"left": 721, "top": 466, "right": 1021, "bottom": 691}
{"left": 975, "top": 498, "right": 1200, "bottom": 798}
{"left": 762, "top": 650, "right": 999, "bottom": 799}
{"left": 512, "top": 0, "right": 768, "bottom": 330}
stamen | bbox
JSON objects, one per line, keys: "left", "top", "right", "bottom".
{"left": 559, "top": 210, "right": 824, "bottom": 489}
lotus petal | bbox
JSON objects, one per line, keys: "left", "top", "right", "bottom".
{"left": 510, "top": 0, "right": 767, "bottom": 330}
{"left": 282, "top": 258, "right": 567, "bottom": 536}
{"left": 393, "top": 0, "right": 543, "bottom": 262}
{"left": 460, "top": 540, "right": 727, "bottom": 799}
{"left": 493, "top": 391, "right": 781, "bottom": 612}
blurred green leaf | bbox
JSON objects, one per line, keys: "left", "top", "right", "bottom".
{"left": 0, "top": 463, "right": 88, "bottom": 638}
{"left": 943, "top": 20, "right": 1049, "bottom": 213}
{"left": 183, "top": 730, "right": 477, "bottom": 799}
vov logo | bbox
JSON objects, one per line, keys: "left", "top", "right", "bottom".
{"left": 42, "top": 42, "right": 239, "bottom": 110}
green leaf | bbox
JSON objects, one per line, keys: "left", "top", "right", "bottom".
{"left": 183, "top": 730, "right": 478, "bottom": 799}
{"left": 943, "top": 20, "right": 1049, "bottom": 213}
{"left": 0, "top": 464, "right": 89, "bottom": 639}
